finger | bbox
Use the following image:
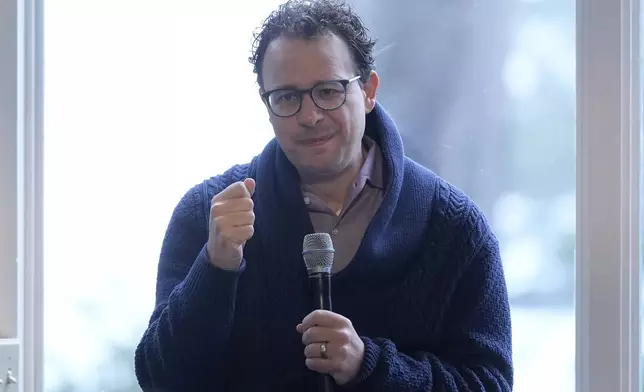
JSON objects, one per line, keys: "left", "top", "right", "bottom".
{"left": 304, "top": 342, "right": 334, "bottom": 359}
{"left": 305, "top": 358, "right": 337, "bottom": 375}
{"left": 226, "top": 225, "right": 255, "bottom": 243}
{"left": 211, "top": 198, "right": 254, "bottom": 216}
{"left": 243, "top": 177, "right": 256, "bottom": 196}
{"left": 213, "top": 181, "right": 252, "bottom": 201}
{"left": 215, "top": 224, "right": 254, "bottom": 245}
{"left": 213, "top": 211, "right": 255, "bottom": 228}
{"left": 301, "top": 326, "right": 341, "bottom": 345}
{"left": 300, "top": 309, "right": 345, "bottom": 330}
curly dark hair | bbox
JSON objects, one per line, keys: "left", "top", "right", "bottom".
{"left": 249, "top": 0, "right": 377, "bottom": 88}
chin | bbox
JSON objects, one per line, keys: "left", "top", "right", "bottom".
{"left": 303, "top": 159, "right": 352, "bottom": 179}
{"left": 286, "top": 146, "right": 352, "bottom": 178}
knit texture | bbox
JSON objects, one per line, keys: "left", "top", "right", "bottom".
{"left": 134, "top": 103, "right": 513, "bottom": 392}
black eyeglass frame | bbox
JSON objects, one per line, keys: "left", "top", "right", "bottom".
{"left": 260, "top": 75, "right": 362, "bottom": 117}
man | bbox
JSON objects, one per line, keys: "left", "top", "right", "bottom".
{"left": 134, "top": 0, "right": 513, "bottom": 391}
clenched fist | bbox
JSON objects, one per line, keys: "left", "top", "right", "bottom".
{"left": 206, "top": 178, "right": 256, "bottom": 270}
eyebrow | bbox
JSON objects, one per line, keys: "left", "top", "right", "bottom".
{"left": 269, "top": 75, "right": 347, "bottom": 91}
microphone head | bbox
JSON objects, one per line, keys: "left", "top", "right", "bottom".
{"left": 302, "top": 233, "right": 335, "bottom": 274}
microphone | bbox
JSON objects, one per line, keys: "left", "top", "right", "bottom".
{"left": 302, "top": 233, "right": 335, "bottom": 392}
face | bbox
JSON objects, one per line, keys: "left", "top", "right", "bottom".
{"left": 260, "top": 33, "right": 379, "bottom": 180}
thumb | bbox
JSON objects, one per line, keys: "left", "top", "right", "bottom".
{"left": 243, "top": 177, "right": 256, "bottom": 196}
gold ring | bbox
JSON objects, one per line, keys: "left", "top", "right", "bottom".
{"left": 320, "top": 342, "right": 328, "bottom": 359}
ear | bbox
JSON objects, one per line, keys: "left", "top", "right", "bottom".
{"left": 362, "top": 71, "right": 379, "bottom": 113}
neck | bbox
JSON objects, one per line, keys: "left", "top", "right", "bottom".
{"left": 300, "top": 149, "right": 366, "bottom": 213}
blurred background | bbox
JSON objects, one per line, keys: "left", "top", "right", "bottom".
{"left": 43, "top": 0, "right": 575, "bottom": 390}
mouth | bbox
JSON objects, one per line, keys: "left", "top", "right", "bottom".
{"left": 298, "top": 134, "right": 334, "bottom": 147}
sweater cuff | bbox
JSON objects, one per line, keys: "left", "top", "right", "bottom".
{"left": 178, "top": 245, "right": 246, "bottom": 311}
{"left": 346, "top": 336, "right": 381, "bottom": 387}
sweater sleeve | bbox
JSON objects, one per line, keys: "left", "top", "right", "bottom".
{"left": 134, "top": 182, "right": 246, "bottom": 390}
{"left": 343, "top": 205, "right": 513, "bottom": 392}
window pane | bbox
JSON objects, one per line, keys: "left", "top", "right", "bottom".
{"left": 348, "top": 2, "right": 575, "bottom": 391}
{"left": 43, "top": 1, "right": 575, "bottom": 391}
{"left": 0, "top": 0, "right": 18, "bottom": 340}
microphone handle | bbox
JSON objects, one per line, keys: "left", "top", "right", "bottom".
{"left": 309, "top": 271, "right": 332, "bottom": 311}
{"left": 321, "top": 374, "right": 334, "bottom": 392}
{"left": 309, "top": 272, "right": 334, "bottom": 392}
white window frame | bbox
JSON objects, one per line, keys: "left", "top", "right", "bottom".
{"left": 11, "top": 0, "right": 44, "bottom": 391}
{"left": 0, "top": 0, "right": 640, "bottom": 391}
{"left": 576, "top": 0, "right": 641, "bottom": 391}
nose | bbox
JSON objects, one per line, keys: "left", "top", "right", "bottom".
{"left": 296, "top": 94, "right": 323, "bottom": 128}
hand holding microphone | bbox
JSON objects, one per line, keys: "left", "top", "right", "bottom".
{"left": 299, "top": 233, "right": 365, "bottom": 389}
{"left": 206, "top": 178, "right": 256, "bottom": 270}
{"left": 297, "top": 309, "right": 365, "bottom": 386}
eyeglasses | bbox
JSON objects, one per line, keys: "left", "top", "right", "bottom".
{"left": 261, "top": 75, "right": 361, "bottom": 117}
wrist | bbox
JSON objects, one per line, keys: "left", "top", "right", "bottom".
{"left": 345, "top": 337, "right": 380, "bottom": 387}
{"left": 206, "top": 245, "right": 243, "bottom": 271}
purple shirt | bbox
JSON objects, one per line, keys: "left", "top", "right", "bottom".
{"left": 301, "top": 137, "right": 384, "bottom": 273}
